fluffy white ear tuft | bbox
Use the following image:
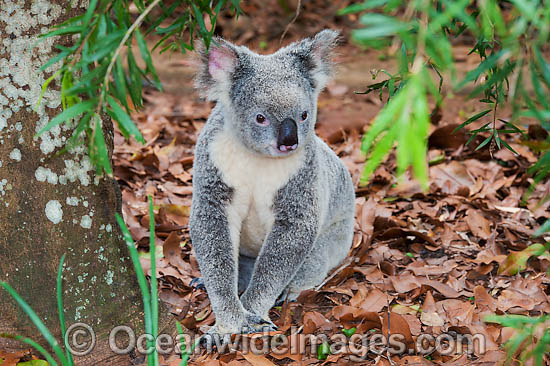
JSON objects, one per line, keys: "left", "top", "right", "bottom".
{"left": 285, "top": 29, "right": 340, "bottom": 92}
{"left": 195, "top": 38, "right": 238, "bottom": 101}
{"left": 309, "top": 29, "right": 340, "bottom": 91}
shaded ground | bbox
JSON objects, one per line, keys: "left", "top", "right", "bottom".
{"left": 110, "top": 25, "right": 550, "bottom": 365}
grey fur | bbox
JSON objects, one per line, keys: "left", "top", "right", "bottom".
{"left": 190, "top": 30, "right": 355, "bottom": 336}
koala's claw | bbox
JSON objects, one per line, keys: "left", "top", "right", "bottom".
{"left": 190, "top": 277, "right": 206, "bottom": 290}
{"left": 274, "top": 297, "right": 297, "bottom": 307}
{"left": 243, "top": 313, "right": 277, "bottom": 333}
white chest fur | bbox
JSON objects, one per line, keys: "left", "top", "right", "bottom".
{"left": 209, "top": 130, "right": 305, "bottom": 257}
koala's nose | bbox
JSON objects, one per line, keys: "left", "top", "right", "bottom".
{"left": 277, "top": 118, "right": 298, "bottom": 152}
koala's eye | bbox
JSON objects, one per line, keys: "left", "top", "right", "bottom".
{"left": 301, "top": 111, "right": 308, "bottom": 121}
{"left": 255, "top": 114, "right": 267, "bottom": 125}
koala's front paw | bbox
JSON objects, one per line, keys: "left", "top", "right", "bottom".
{"left": 189, "top": 277, "right": 206, "bottom": 290}
{"left": 204, "top": 312, "right": 276, "bottom": 339}
{"left": 242, "top": 311, "right": 277, "bottom": 334}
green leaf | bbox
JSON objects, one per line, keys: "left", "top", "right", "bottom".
{"left": 317, "top": 341, "right": 331, "bottom": 360}
{"left": 474, "top": 135, "right": 492, "bottom": 151}
{"left": 535, "top": 219, "right": 550, "bottom": 236}
{"left": 127, "top": 46, "right": 143, "bottom": 109}
{"left": 113, "top": 56, "right": 130, "bottom": 111}
{"left": 82, "top": 0, "right": 99, "bottom": 27}
{"left": 191, "top": 3, "right": 208, "bottom": 39}
{"left": 35, "top": 99, "right": 97, "bottom": 137}
{"left": 409, "top": 81, "right": 429, "bottom": 187}
{"left": 0, "top": 334, "right": 58, "bottom": 366}
{"left": 360, "top": 124, "right": 399, "bottom": 185}
{"left": 115, "top": 213, "right": 153, "bottom": 339}
{"left": 337, "top": 0, "right": 388, "bottom": 15}
{"left": 40, "top": 44, "right": 77, "bottom": 72}
{"left": 84, "top": 30, "right": 125, "bottom": 63}
{"left": 135, "top": 30, "right": 162, "bottom": 90}
{"left": 17, "top": 360, "right": 49, "bottom": 366}
{"left": 361, "top": 81, "right": 408, "bottom": 154}
{"left": 40, "top": 25, "right": 83, "bottom": 38}
{"left": 533, "top": 47, "right": 550, "bottom": 88}
{"left": 342, "top": 327, "right": 357, "bottom": 337}
{"left": 106, "top": 95, "right": 145, "bottom": 143}
{"left": 457, "top": 52, "right": 503, "bottom": 89}
{"left": 352, "top": 15, "right": 409, "bottom": 41}
{"left": 453, "top": 109, "right": 492, "bottom": 133}
{"left": 89, "top": 114, "right": 113, "bottom": 176}
{"left": 498, "top": 244, "right": 547, "bottom": 275}
{"left": 35, "top": 68, "right": 63, "bottom": 111}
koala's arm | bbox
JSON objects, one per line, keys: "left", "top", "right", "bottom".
{"left": 190, "top": 138, "right": 246, "bottom": 333}
{"left": 240, "top": 157, "right": 320, "bottom": 317}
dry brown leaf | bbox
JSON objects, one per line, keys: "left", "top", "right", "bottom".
{"left": 474, "top": 285, "right": 497, "bottom": 314}
{"left": 241, "top": 352, "right": 276, "bottom": 366}
{"left": 430, "top": 161, "right": 475, "bottom": 196}
{"left": 420, "top": 292, "right": 444, "bottom": 326}
{"left": 381, "top": 312, "right": 414, "bottom": 348}
{"left": 465, "top": 209, "right": 492, "bottom": 240}
{"left": 302, "top": 311, "right": 331, "bottom": 334}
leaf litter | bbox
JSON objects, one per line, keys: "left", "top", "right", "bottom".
{"left": 108, "top": 58, "right": 550, "bottom": 364}
{"left": 113, "top": 22, "right": 547, "bottom": 366}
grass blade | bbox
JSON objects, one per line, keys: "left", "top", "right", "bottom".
{"left": 0, "top": 283, "right": 69, "bottom": 365}
{"left": 148, "top": 195, "right": 159, "bottom": 366}
{"left": 57, "top": 254, "right": 73, "bottom": 365}
{"left": 35, "top": 99, "right": 97, "bottom": 137}
{"left": 0, "top": 334, "right": 58, "bottom": 366}
{"left": 115, "top": 213, "right": 154, "bottom": 365}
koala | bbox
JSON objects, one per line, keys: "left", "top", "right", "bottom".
{"left": 189, "top": 29, "right": 355, "bottom": 337}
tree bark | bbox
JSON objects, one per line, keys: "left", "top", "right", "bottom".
{"left": 0, "top": 1, "right": 173, "bottom": 364}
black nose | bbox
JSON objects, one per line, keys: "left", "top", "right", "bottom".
{"left": 277, "top": 118, "right": 298, "bottom": 152}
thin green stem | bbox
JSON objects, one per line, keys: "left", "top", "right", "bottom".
{"left": 57, "top": 254, "right": 74, "bottom": 366}
{"left": 148, "top": 195, "right": 159, "bottom": 366}
{"left": 97, "top": 0, "right": 162, "bottom": 114}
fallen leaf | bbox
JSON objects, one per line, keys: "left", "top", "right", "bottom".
{"left": 381, "top": 312, "right": 414, "bottom": 348}
{"left": 241, "top": 353, "right": 276, "bottom": 366}
{"left": 465, "top": 209, "right": 492, "bottom": 240}
{"left": 420, "top": 292, "right": 444, "bottom": 326}
{"left": 497, "top": 244, "right": 546, "bottom": 275}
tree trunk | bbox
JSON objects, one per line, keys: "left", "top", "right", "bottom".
{"left": 0, "top": 1, "right": 173, "bottom": 364}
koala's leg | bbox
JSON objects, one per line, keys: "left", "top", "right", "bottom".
{"left": 238, "top": 255, "right": 256, "bottom": 293}
{"left": 282, "top": 217, "right": 354, "bottom": 302}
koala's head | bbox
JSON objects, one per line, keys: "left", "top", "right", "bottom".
{"left": 195, "top": 30, "right": 339, "bottom": 158}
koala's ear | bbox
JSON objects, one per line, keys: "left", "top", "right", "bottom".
{"left": 289, "top": 29, "right": 340, "bottom": 92}
{"left": 195, "top": 38, "right": 239, "bottom": 100}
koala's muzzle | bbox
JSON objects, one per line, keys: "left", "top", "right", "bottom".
{"left": 277, "top": 118, "right": 298, "bottom": 152}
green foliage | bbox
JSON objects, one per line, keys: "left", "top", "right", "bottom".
{"left": 485, "top": 314, "right": 550, "bottom": 366}
{"left": 38, "top": 0, "right": 242, "bottom": 176}
{"left": 341, "top": 0, "right": 550, "bottom": 188}
{"left": 175, "top": 322, "right": 199, "bottom": 366}
{"left": 342, "top": 3, "right": 550, "bottom": 363}
{"left": 116, "top": 196, "right": 160, "bottom": 366}
{"left": 341, "top": 327, "right": 356, "bottom": 337}
{"left": 486, "top": 226, "right": 550, "bottom": 365}
{"left": 497, "top": 243, "right": 549, "bottom": 275}
{"left": 316, "top": 340, "right": 331, "bottom": 360}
